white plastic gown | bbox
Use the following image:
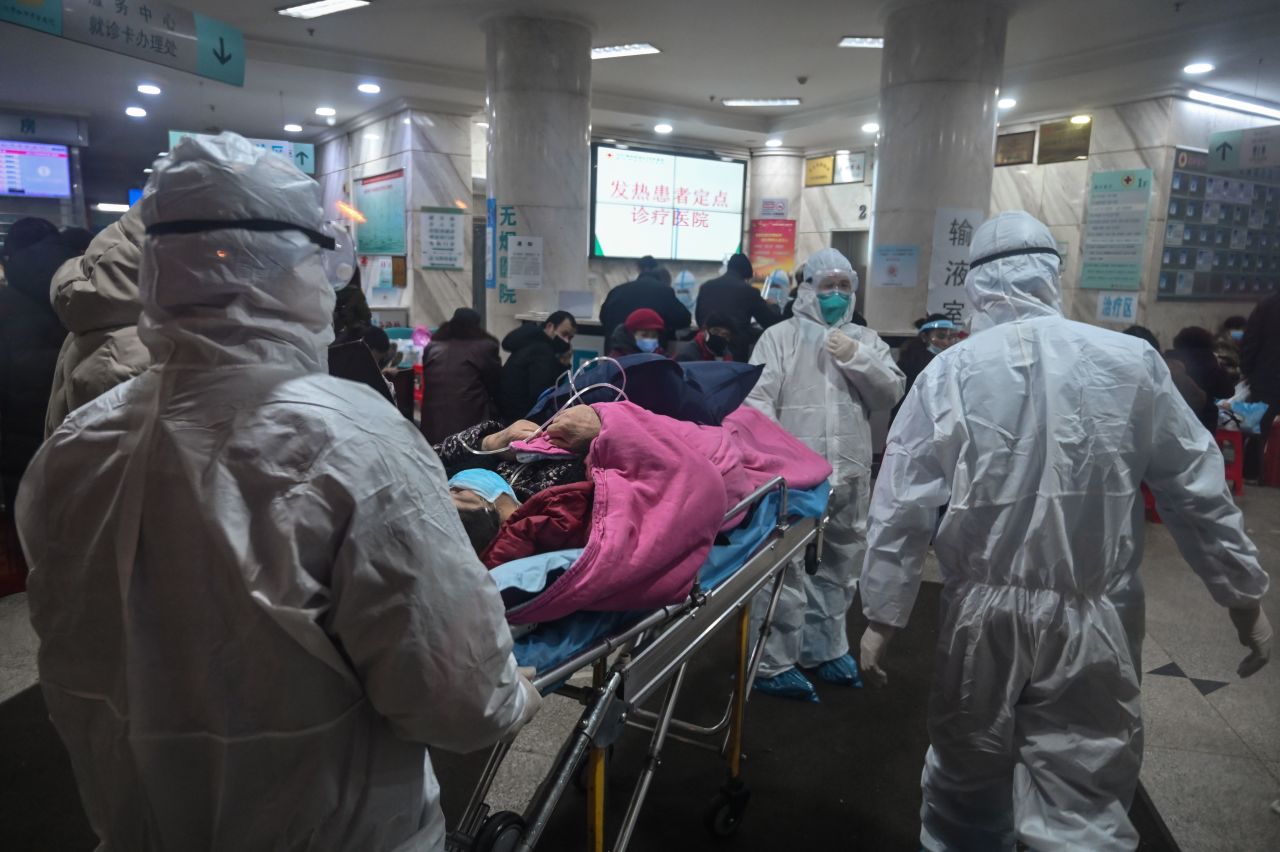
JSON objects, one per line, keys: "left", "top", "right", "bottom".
{"left": 747, "top": 248, "right": 905, "bottom": 674}
{"left": 861, "top": 211, "right": 1269, "bottom": 851}
{"left": 17, "top": 133, "right": 529, "bottom": 852}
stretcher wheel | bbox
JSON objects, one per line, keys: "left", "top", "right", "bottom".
{"left": 703, "top": 785, "right": 750, "bottom": 838}
{"left": 475, "top": 811, "right": 525, "bottom": 852}
{"left": 804, "top": 541, "right": 820, "bottom": 575}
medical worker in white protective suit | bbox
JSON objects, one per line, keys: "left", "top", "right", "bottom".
{"left": 17, "top": 133, "right": 539, "bottom": 852}
{"left": 859, "top": 211, "right": 1272, "bottom": 851}
{"left": 746, "top": 248, "right": 905, "bottom": 701}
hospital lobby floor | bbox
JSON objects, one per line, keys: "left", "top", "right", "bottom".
{"left": 1, "top": 489, "right": 1278, "bottom": 850}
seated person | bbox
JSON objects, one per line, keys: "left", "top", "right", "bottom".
{"left": 673, "top": 312, "right": 734, "bottom": 362}
{"left": 608, "top": 308, "right": 667, "bottom": 357}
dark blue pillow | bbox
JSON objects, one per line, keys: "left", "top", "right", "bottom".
{"left": 526, "top": 354, "right": 761, "bottom": 425}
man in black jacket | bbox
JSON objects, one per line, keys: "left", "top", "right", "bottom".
{"left": 598, "top": 256, "right": 691, "bottom": 343}
{"left": 695, "top": 253, "right": 780, "bottom": 361}
{"left": 498, "top": 310, "right": 576, "bottom": 423}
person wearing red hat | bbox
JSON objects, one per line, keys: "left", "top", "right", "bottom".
{"left": 609, "top": 307, "right": 667, "bottom": 357}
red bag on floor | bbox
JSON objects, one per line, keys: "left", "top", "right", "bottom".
{"left": 0, "top": 516, "right": 29, "bottom": 597}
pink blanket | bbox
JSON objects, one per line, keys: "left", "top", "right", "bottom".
{"left": 507, "top": 402, "right": 831, "bottom": 625}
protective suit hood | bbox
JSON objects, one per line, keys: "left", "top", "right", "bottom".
{"left": 793, "top": 247, "right": 858, "bottom": 327}
{"left": 965, "top": 210, "right": 1062, "bottom": 333}
{"left": 138, "top": 132, "right": 335, "bottom": 371}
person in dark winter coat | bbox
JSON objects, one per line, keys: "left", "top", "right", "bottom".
{"left": 332, "top": 268, "right": 372, "bottom": 345}
{"left": 420, "top": 308, "right": 502, "bottom": 444}
{"left": 0, "top": 218, "right": 74, "bottom": 516}
{"left": 891, "top": 314, "right": 958, "bottom": 422}
{"left": 1241, "top": 293, "right": 1280, "bottom": 472}
{"left": 599, "top": 256, "right": 691, "bottom": 343}
{"left": 1168, "top": 325, "right": 1236, "bottom": 432}
{"left": 498, "top": 311, "right": 577, "bottom": 423}
{"left": 673, "top": 312, "right": 734, "bottom": 362}
{"left": 696, "top": 253, "right": 781, "bottom": 361}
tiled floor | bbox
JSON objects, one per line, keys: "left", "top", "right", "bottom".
{"left": 2, "top": 489, "right": 1278, "bottom": 849}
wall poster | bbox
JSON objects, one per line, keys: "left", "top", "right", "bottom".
{"left": 1081, "top": 168, "right": 1153, "bottom": 290}
{"left": 354, "top": 170, "right": 407, "bottom": 255}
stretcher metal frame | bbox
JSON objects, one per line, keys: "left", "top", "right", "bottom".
{"left": 447, "top": 476, "right": 824, "bottom": 852}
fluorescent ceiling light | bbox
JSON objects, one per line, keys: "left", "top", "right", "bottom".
{"left": 765, "top": 138, "right": 783, "bottom": 147}
{"left": 592, "top": 43, "right": 660, "bottom": 60}
{"left": 475, "top": 121, "right": 489, "bottom": 128}
{"left": 315, "top": 106, "right": 336, "bottom": 116}
{"left": 835, "top": 149, "right": 850, "bottom": 155}
{"left": 602, "top": 138, "right": 616, "bottom": 143}
{"left": 284, "top": 123, "right": 303, "bottom": 132}
{"left": 95, "top": 202, "right": 130, "bottom": 213}
{"left": 997, "top": 97, "right": 1017, "bottom": 109}
{"left": 1070, "top": 114, "right": 1091, "bottom": 124}
{"left": 861, "top": 122, "right": 880, "bottom": 133}
{"left": 1188, "top": 88, "right": 1280, "bottom": 120}
{"left": 125, "top": 106, "right": 146, "bottom": 118}
{"left": 137, "top": 84, "right": 161, "bottom": 95}
{"left": 1183, "top": 62, "right": 1214, "bottom": 75}
{"left": 143, "top": 168, "right": 153, "bottom": 173}
{"left": 357, "top": 82, "right": 381, "bottom": 94}
{"left": 654, "top": 122, "right": 673, "bottom": 134}
{"left": 839, "top": 36, "right": 884, "bottom": 48}
{"left": 722, "top": 98, "right": 802, "bottom": 107}
{"left": 720, "top": 156, "right": 735, "bottom": 162}
{"left": 615, "top": 144, "right": 630, "bottom": 149}
{"left": 277, "top": 0, "right": 369, "bottom": 20}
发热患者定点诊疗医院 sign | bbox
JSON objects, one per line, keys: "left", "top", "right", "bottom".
{"left": 1081, "top": 168, "right": 1153, "bottom": 291}
{"left": 1, "top": 0, "right": 244, "bottom": 87}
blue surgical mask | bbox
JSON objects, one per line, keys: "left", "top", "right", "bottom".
{"left": 636, "top": 337, "right": 660, "bottom": 353}
{"left": 1229, "top": 329, "right": 1244, "bottom": 342}
{"left": 448, "top": 468, "right": 517, "bottom": 503}
{"left": 927, "top": 343, "right": 943, "bottom": 356}
{"left": 818, "top": 291, "right": 851, "bottom": 325}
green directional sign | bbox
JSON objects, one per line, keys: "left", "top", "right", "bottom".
{"left": 2, "top": 1, "right": 245, "bottom": 87}
{"left": 1207, "top": 130, "right": 1243, "bottom": 172}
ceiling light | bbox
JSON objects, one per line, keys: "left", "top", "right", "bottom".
{"left": 283, "top": 123, "right": 303, "bottom": 132}
{"left": 157, "top": 151, "right": 168, "bottom": 157}
{"left": 315, "top": 106, "right": 336, "bottom": 117}
{"left": 615, "top": 144, "right": 630, "bottom": 150}
{"left": 861, "top": 122, "right": 880, "bottom": 133}
{"left": 364, "top": 133, "right": 380, "bottom": 140}
{"left": 1070, "top": 114, "right": 1091, "bottom": 124}
{"left": 654, "top": 123, "right": 673, "bottom": 134}
{"left": 143, "top": 168, "right": 153, "bottom": 173}
{"left": 125, "top": 106, "right": 146, "bottom": 118}
{"left": 1188, "top": 88, "right": 1280, "bottom": 120}
{"left": 602, "top": 138, "right": 616, "bottom": 143}
{"left": 95, "top": 203, "right": 130, "bottom": 213}
{"left": 137, "top": 84, "right": 161, "bottom": 96}
{"left": 839, "top": 36, "right": 884, "bottom": 48}
{"left": 1075, "top": 155, "right": 1088, "bottom": 160}
{"left": 722, "top": 98, "right": 802, "bottom": 107}
{"left": 591, "top": 43, "right": 660, "bottom": 60}
{"left": 357, "top": 82, "right": 381, "bottom": 94}
{"left": 765, "top": 138, "right": 783, "bottom": 147}
{"left": 475, "top": 121, "right": 489, "bottom": 128}
{"left": 720, "top": 156, "right": 735, "bottom": 162}
{"left": 277, "top": 0, "right": 370, "bottom": 20}
{"left": 835, "top": 149, "right": 850, "bottom": 155}
{"left": 1183, "top": 62, "right": 1214, "bottom": 75}
{"left": 997, "top": 97, "right": 1017, "bottom": 109}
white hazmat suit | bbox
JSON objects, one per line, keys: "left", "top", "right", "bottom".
{"left": 860, "top": 211, "right": 1270, "bottom": 851}
{"left": 747, "top": 248, "right": 905, "bottom": 680}
{"left": 17, "top": 133, "right": 533, "bottom": 851}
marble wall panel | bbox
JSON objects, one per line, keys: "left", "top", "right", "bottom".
{"left": 799, "top": 183, "right": 873, "bottom": 234}
{"left": 1087, "top": 99, "right": 1173, "bottom": 155}
{"left": 1038, "top": 160, "right": 1089, "bottom": 227}
{"left": 1169, "top": 99, "right": 1276, "bottom": 150}
{"left": 990, "top": 164, "right": 1045, "bottom": 219}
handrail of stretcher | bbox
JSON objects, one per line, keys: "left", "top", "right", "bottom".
{"left": 530, "top": 476, "right": 792, "bottom": 694}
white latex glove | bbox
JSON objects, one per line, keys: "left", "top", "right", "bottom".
{"left": 503, "top": 667, "right": 543, "bottom": 741}
{"left": 826, "top": 329, "right": 858, "bottom": 362}
{"left": 859, "top": 622, "right": 898, "bottom": 687}
{"left": 1229, "top": 605, "right": 1273, "bottom": 678}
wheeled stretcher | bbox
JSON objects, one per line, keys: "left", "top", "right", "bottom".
{"left": 447, "top": 476, "right": 827, "bottom": 852}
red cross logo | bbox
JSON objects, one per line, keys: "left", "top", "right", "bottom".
{"left": 1122, "top": 174, "right": 1134, "bottom": 186}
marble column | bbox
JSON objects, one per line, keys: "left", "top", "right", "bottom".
{"left": 749, "top": 147, "right": 805, "bottom": 225}
{"left": 484, "top": 15, "right": 592, "bottom": 336}
{"left": 866, "top": 0, "right": 1007, "bottom": 332}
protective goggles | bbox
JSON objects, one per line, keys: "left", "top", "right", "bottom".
{"left": 919, "top": 319, "right": 957, "bottom": 332}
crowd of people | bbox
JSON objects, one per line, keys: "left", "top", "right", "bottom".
{"left": 0, "top": 132, "right": 1275, "bottom": 851}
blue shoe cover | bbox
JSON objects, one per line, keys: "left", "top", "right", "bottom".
{"left": 753, "top": 668, "right": 819, "bottom": 702}
{"left": 814, "top": 654, "right": 863, "bottom": 687}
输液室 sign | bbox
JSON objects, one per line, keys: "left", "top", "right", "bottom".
{"left": 168, "top": 130, "right": 314, "bottom": 175}
{"left": 927, "top": 207, "right": 984, "bottom": 322}
{"left": 1, "top": 0, "right": 244, "bottom": 87}
{"left": 1081, "top": 168, "right": 1153, "bottom": 290}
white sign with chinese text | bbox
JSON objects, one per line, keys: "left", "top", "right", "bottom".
{"left": 759, "top": 197, "right": 789, "bottom": 219}
{"left": 1096, "top": 293, "right": 1138, "bottom": 324}
{"left": 927, "top": 207, "right": 984, "bottom": 321}
{"left": 418, "top": 207, "right": 465, "bottom": 270}
{"left": 507, "top": 236, "right": 543, "bottom": 290}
